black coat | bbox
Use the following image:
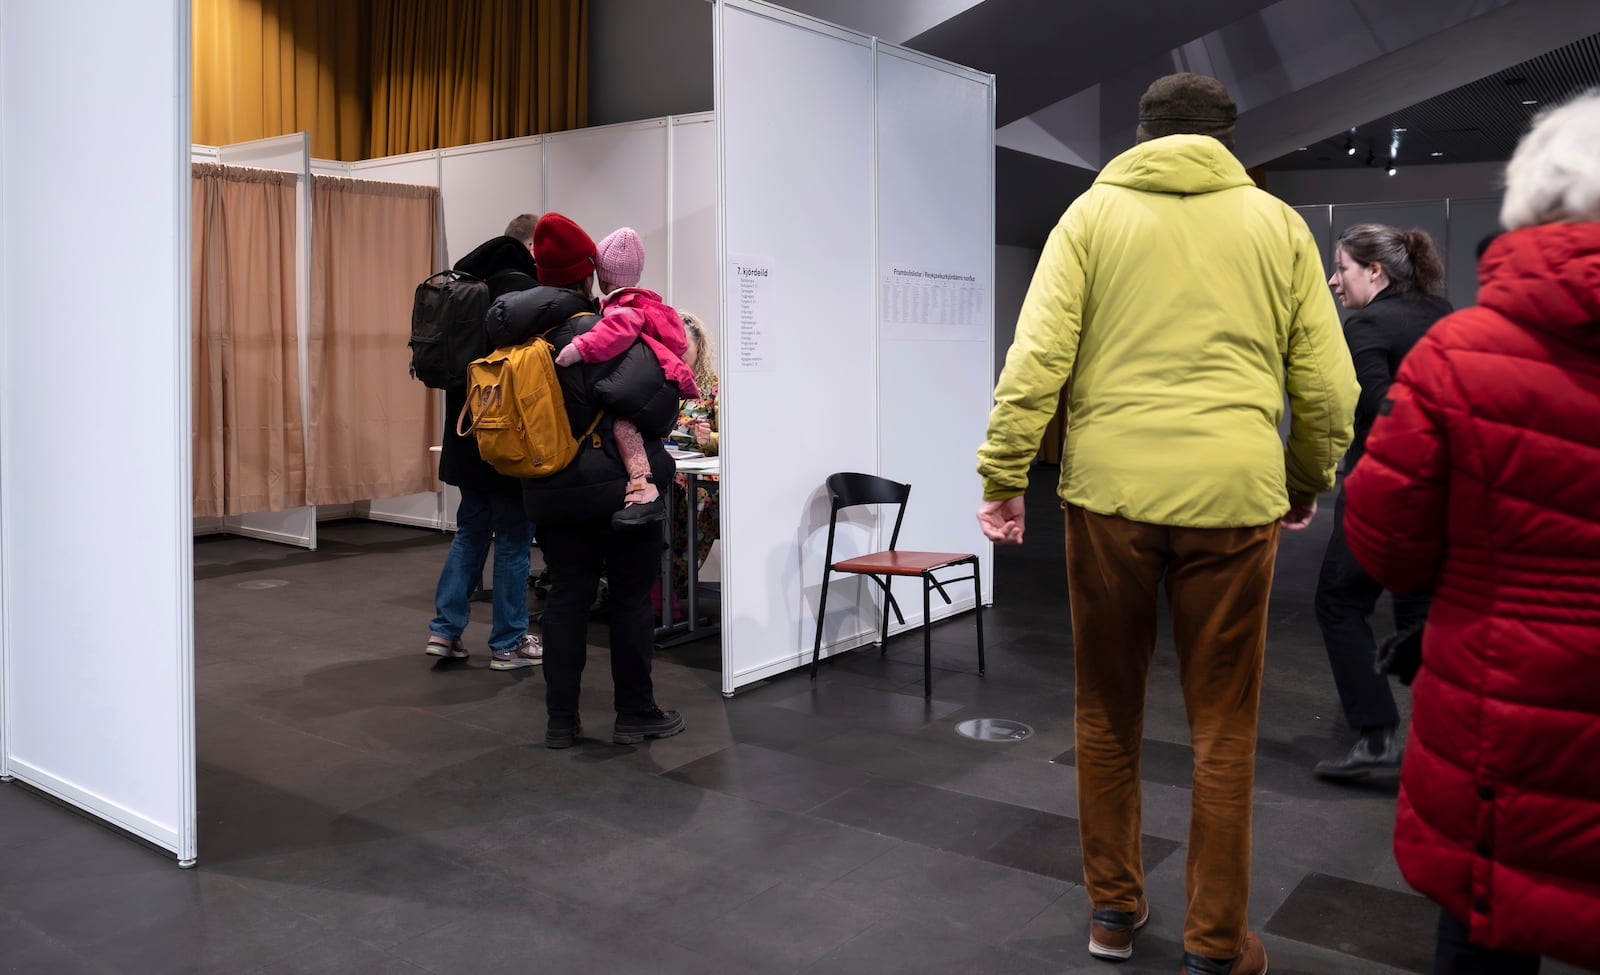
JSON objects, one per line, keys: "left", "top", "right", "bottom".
{"left": 483, "top": 286, "right": 680, "bottom": 526}
{"left": 437, "top": 236, "right": 538, "bottom": 495}
{"left": 1343, "top": 286, "right": 1454, "bottom": 469}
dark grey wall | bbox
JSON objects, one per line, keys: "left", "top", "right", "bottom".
{"left": 588, "top": 0, "right": 713, "bottom": 126}
{"left": 996, "top": 148, "right": 1094, "bottom": 248}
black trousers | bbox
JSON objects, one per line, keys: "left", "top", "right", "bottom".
{"left": 1315, "top": 489, "right": 1431, "bottom": 730}
{"left": 1435, "top": 909, "right": 1540, "bottom": 974}
{"left": 538, "top": 518, "right": 660, "bottom": 719}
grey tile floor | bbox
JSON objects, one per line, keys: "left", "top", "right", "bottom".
{"left": 0, "top": 469, "right": 1591, "bottom": 974}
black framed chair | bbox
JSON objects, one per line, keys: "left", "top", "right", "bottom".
{"left": 809, "top": 473, "right": 984, "bottom": 698}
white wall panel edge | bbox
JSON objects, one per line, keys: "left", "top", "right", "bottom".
{"left": 714, "top": 0, "right": 733, "bottom": 695}
{"left": 171, "top": 0, "right": 199, "bottom": 864}
{"left": 875, "top": 39, "right": 991, "bottom": 85}
{"left": 723, "top": 0, "right": 872, "bottom": 45}
{"left": 984, "top": 68, "right": 996, "bottom": 606}
{"left": 542, "top": 117, "right": 666, "bottom": 144}
{"left": 345, "top": 148, "right": 441, "bottom": 172}
{"left": 439, "top": 134, "right": 543, "bottom": 158}
{"left": 1, "top": 0, "right": 10, "bottom": 782}
{"left": 732, "top": 629, "right": 876, "bottom": 688}
{"left": 6, "top": 760, "right": 180, "bottom": 851}
{"left": 670, "top": 111, "right": 715, "bottom": 126}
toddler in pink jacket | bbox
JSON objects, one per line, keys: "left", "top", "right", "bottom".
{"left": 554, "top": 227, "right": 699, "bottom": 527}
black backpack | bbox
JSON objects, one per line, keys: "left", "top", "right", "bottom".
{"left": 408, "top": 270, "right": 491, "bottom": 390}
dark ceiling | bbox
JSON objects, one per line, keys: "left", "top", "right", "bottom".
{"left": 1265, "top": 30, "right": 1600, "bottom": 171}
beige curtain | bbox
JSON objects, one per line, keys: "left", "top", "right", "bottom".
{"left": 307, "top": 174, "right": 440, "bottom": 505}
{"left": 191, "top": 162, "right": 306, "bottom": 517}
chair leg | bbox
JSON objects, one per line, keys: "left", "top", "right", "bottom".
{"left": 971, "top": 557, "right": 985, "bottom": 677}
{"left": 922, "top": 573, "right": 933, "bottom": 699}
{"left": 879, "top": 576, "right": 892, "bottom": 656}
{"left": 811, "top": 565, "right": 832, "bottom": 681}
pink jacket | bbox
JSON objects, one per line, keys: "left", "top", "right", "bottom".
{"left": 572, "top": 288, "right": 699, "bottom": 399}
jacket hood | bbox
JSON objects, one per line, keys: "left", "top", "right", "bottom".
{"left": 453, "top": 235, "right": 538, "bottom": 281}
{"left": 1478, "top": 222, "right": 1600, "bottom": 350}
{"left": 1096, "top": 134, "right": 1254, "bottom": 196}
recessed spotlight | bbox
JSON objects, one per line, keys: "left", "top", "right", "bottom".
{"left": 1393, "top": 127, "right": 1407, "bottom": 133}
{"left": 1431, "top": 151, "right": 1444, "bottom": 157}
{"left": 1296, "top": 146, "right": 1309, "bottom": 151}
{"left": 1522, "top": 99, "right": 1538, "bottom": 106}
{"left": 1345, "top": 137, "right": 1355, "bottom": 155}
{"left": 1387, "top": 166, "right": 1397, "bottom": 176}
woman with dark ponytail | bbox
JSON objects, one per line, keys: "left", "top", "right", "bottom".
{"left": 1313, "top": 222, "right": 1452, "bottom": 781}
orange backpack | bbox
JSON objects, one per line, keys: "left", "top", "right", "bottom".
{"left": 455, "top": 326, "right": 601, "bottom": 478}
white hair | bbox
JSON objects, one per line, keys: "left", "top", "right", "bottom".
{"left": 1501, "top": 88, "right": 1600, "bottom": 230}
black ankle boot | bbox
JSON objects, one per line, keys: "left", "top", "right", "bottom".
{"left": 613, "top": 707, "right": 684, "bottom": 744}
{"left": 1314, "top": 727, "right": 1402, "bottom": 780}
{"left": 545, "top": 714, "right": 582, "bottom": 749}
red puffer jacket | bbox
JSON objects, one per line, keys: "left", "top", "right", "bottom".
{"left": 1344, "top": 221, "right": 1600, "bottom": 968}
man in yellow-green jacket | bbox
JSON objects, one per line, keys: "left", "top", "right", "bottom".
{"left": 976, "top": 74, "right": 1356, "bottom": 975}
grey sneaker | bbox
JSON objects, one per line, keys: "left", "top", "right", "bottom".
{"left": 425, "top": 636, "right": 467, "bottom": 659}
{"left": 490, "top": 633, "right": 543, "bottom": 670}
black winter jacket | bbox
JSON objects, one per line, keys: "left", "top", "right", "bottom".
{"left": 1343, "top": 285, "right": 1454, "bottom": 470}
{"left": 484, "top": 286, "right": 680, "bottom": 525}
{"left": 437, "top": 236, "right": 539, "bottom": 495}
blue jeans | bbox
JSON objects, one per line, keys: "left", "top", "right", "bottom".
{"left": 431, "top": 488, "right": 533, "bottom": 654}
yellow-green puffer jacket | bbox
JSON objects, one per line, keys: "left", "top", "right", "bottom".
{"left": 978, "top": 135, "right": 1357, "bottom": 528}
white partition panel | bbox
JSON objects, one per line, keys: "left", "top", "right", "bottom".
{"left": 1294, "top": 204, "right": 1334, "bottom": 275}
{"left": 669, "top": 114, "right": 720, "bottom": 330}
{"left": 875, "top": 46, "right": 995, "bottom": 620}
{"left": 440, "top": 137, "right": 543, "bottom": 266}
{"left": 545, "top": 120, "right": 670, "bottom": 297}
{"left": 719, "top": 1, "right": 877, "bottom": 692}
{"left": 213, "top": 134, "right": 318, "bottom": 549}
{"left": 1, "top": 0, "right": 195, "bottom": 860}
{"left": 346, "top": 150, "right": 441, "bottom": 188}
{"left": 343, "top": 153, "right": 447, "bottom": 530}
{"left": 1446, "top": 197, "right": 1502, "bottom": 311}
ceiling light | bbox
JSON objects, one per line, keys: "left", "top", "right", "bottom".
{"left": 1345, "top": 137, "right": 1355, "bottom": 155}
{"left": 1296, "top": 146, "right": 1308, "bottom": 151}
{"left": 1431, "top": 151, "right": 1444, "bottom": 157}
{"left": 1387, "top": 166, "right": 1397, "bottom": 176}
{"left": 1521, "top": 99, "right": 1538, "bottom": 106}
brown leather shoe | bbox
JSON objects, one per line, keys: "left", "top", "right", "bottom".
{"left": 1089, "top": 895, "right": 1149, "bottom": 961}
{"left": 1179, "top": 932, "right": 1268, "bottom": 974}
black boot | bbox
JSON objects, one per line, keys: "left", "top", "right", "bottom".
{"left": 613, "top": 707, "right": 684, "bottom": 745}
{"left": 546, "top": 714, "right": 582, "bottom": 749}
{"left": 1314, "top": 727, "right": 1402, "bottom": 781}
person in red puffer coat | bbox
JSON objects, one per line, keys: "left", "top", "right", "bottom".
{"left": 1343, "top": 90, "right": 1600, "bottom": 975}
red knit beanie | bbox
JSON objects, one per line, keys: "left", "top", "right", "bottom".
{"left": 533, "top": 212, "right": 597, "bottom": 287}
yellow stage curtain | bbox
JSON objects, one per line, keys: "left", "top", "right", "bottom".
{"left": 192, "top": 0, "right": 370, "bottom": 161}
{"left": 369, "top": 0, "right": 588, "bottom": 157}
{"left": 192, "top": 0, "right": 587, "bottom": 162}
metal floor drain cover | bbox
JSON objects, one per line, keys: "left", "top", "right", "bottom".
{"left": 955, "top": 718, "right": 1033, "bottom": 742}
{"left": 237, "top": 579, "right": 289, "bottom": 590}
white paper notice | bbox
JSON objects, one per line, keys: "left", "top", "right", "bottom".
{"left": 881, "top": 267, "right": 987, "bottom": 330}
{"left": 729, "top": 255, "right": 776, "bottom": 372}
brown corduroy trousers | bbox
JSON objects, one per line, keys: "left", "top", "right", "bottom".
{"left": 1065, "top": 504, "right": 1279, "bottom": 959}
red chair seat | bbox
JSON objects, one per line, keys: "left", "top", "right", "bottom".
{"left": 833, "top": 551, "right": 973, "bottom": 576}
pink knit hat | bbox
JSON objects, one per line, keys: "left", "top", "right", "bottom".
{"left": 595, "top": 227, "right": 645, "bottom": 288}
